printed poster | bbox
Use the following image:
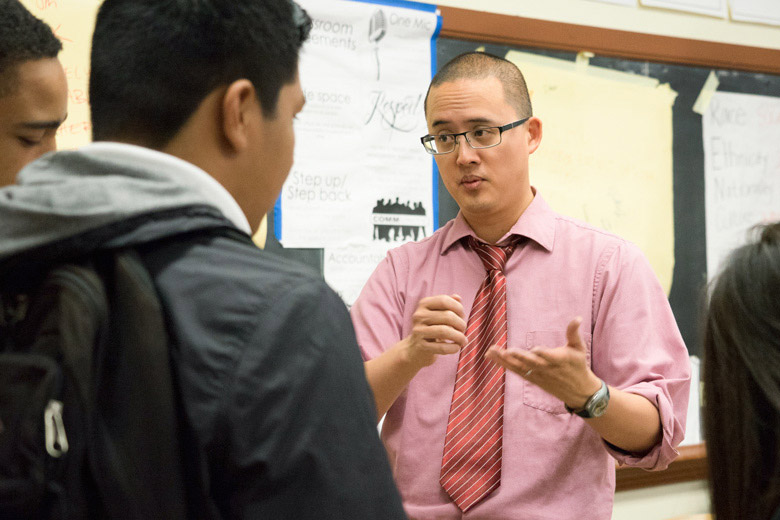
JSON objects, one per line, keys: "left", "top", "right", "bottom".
{"left": 278, "top": 0, "right": 440, "bottom": 249}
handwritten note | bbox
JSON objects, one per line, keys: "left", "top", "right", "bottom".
{"left": 704, "top": 91, "right": 780, "bottom": 277}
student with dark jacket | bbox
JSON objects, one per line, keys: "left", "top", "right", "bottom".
{"left": 0, "top": 1, "right": 406, "bottom": 518}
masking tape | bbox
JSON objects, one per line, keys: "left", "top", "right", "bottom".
{"left": 692, "top": 70, "right": 719, "bottom": 115}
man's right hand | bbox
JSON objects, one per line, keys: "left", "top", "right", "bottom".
{"left": 364, "top": 294, "right": 467, "bottom": 420}
{"left": 400, "top": 294, "right": 468, "bottom": 369}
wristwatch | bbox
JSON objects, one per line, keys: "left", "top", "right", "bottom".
{"left": 564, "top": 379, "right": 610, "bottom": 418}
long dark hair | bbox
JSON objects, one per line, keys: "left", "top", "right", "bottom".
{"left": 702, "top": 222, "right": 780, "bottom": 520}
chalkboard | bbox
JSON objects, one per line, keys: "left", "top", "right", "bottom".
{"left": 265, "top": 33, "right": 780, "bottom": 357}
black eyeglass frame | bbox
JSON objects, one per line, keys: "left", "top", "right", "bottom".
{"left": 420, "top": 117, "right": 531, "bottom": 155}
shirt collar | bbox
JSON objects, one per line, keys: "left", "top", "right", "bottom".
{"left": 441, "top": 188, "right": 556, "bottom": 253}
{"left": 80, "top": 142, "right": 252, "bottom": 234}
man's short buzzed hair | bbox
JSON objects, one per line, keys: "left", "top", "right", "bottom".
{"left": 425, "top": 52, "right": 532, "bottom": 119}
{"left": 0, "top": 0, "right": 62, "bottom": 96}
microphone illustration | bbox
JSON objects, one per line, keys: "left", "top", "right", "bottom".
{"left": 368, "top": 9, "right": 386, "bottom": 81}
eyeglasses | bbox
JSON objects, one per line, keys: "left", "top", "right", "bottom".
{"left": 420, "top": 117, "right": 530, "bottom": 155}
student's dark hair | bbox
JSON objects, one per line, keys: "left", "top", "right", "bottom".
{"left": 89, "top": 0, "right": 311, "bottom": 148}
{"left": 424, "top": 52, "right": 532, "bottom": 119}
{"left": 0, "top": 0, "right": 62, "bottom": 96}
{"left": 702, "top": 222, "right": 780, "bottom": 520}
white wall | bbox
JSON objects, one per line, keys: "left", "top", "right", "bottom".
{"left": 411, "top": 1, "right": 759, "bottom": 518}
{"left": 612, "top": 480, "right": 711, "bottom": 520}
{"left": 416, "top": 0, "right": 780, "bottom": 51}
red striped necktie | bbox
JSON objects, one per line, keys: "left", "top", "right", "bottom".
{"left": 440, "top": 235, "right": 519, "bottom": 512}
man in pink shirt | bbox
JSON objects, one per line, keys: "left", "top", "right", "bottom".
{"left": 351, "top": 52, "right": 690, "bottom": 519}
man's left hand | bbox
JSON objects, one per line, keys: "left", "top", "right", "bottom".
{"left": 486, "top": 317, "right": 602, "bottom": 410}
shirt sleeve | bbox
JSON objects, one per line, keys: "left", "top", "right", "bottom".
{"left": 350, "top": 250, "right": 408, "bottom": 361}
{"left": 221, "top": 280, "right": 407, "bottom": 519}
{"left": 591, "top": 242, "right": 691, "bottom": 470}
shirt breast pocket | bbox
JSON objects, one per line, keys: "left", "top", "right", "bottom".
{"left": 521, "top": 330, "right": 592, "bottom": 415}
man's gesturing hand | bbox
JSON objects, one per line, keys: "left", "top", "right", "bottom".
{"left": 365, "top": 294, "right": 468, "bottom": 419}
{"left": 485, "top": 317, "right": 602, "bottom": 409}
{"left": 400, "top": 294, "right": 467, "bottom": 369}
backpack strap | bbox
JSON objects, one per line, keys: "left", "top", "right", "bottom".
{"left": 1, "top": 223, "right": 243, "bottom": 520}
{"left": 130, "top": 226, "right": 247, "bottom": 520}
{"left": 88, "top": 248, "right": 191, "bottom": 519}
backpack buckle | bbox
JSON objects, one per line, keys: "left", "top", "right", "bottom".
{"left": 44, "top": 399, "right": 69, "bottom": 458}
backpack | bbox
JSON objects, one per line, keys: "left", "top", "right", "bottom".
{"left": 0, "top": 247, "right": 190, "bottom": 519}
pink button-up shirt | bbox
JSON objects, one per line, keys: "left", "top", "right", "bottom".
{"left": 351, "top": 193, "right": 690, "bottom": 520}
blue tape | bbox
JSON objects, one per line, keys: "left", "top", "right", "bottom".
{"left": 345, "top": 0, "right": 437, "bottom": 12}
{"left": 274, "top": 196, "right": 282, "bottom": 241}
{"left": 431, "top": 157, "right": 439, "bottom": 231}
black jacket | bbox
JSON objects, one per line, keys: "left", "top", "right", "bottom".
{"left": 143, "top": 219, "right": 405, "bottom": 519}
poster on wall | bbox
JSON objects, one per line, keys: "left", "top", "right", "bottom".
{"left": 704, "top": 91, "right": 780, "bottom": 278}
{"left": 277, "top": 0, "right": 440, "bottom": 250}
{"left": 639, "top": 0, "right": 728, "bottom": 18}
{"left": 585, "top": 0, "right": 638, "bottom": 6}
{"left": 505, "top": 50, "right": 678, "bottom": 294}
{"left": 728, "top": 0, "right": 780, "bottom": 26}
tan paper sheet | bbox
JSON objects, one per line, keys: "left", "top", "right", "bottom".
{"left": 506, "top": 50, "right": 678, "bottom": 293}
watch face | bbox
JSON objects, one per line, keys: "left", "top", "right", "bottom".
{"left": 590, "top": 399, "right": 609, "bottom": 417}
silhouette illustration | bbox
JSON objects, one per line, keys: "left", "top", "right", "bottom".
{"left": 372, "top": 197, "right": 427, "bottom": 242}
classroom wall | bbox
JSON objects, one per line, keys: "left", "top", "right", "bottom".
{"left": 25, "top": 1, "right": 761, "bottom": 517}
{"left": 416, "top": 1, "right": 747, "bottom": 518}
{"left": 612, "top": 480, "right": 711, "bottom": 520}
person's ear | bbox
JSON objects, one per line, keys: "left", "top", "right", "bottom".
{"left": 526, "top": 116, "right": 543, "bottom": 154}
{"left": 221, "top": 79, "right": 257, "bottom": 153}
